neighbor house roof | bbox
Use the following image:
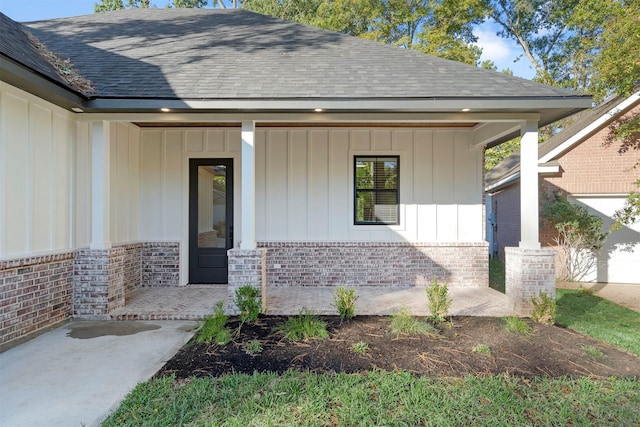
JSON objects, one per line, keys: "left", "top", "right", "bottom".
{"left": 485, "top": 90, "right": 640, "bottom": 192}
{"left": 2, "top": 8, "right": 590, "bottom": 122}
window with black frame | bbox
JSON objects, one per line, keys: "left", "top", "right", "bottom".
{"left": 354, "top": 156, "right": 399, "bottom": 225}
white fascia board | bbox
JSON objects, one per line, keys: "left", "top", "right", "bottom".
{"left": 539, "top": 91, "right": 640, "bottom": 164}
{"left": 472, "top": 122, "right": 522, "bottom": 147}
{"left": 538, "top": 164, "right": 560, "bottom": 174}
{"left": 77, "top": 111, "right": 542, "bottom": 123}
{"left": 84, "top": 97, "right": 592, "bottom": 114}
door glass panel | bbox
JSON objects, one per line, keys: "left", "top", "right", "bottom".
{"left": 197, "top": 164, "right": 227, "bottom": 248}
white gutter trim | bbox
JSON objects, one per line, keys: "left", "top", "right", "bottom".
{"left": 539, "top": 91, "right": 640, "bottom": 164}
{"left": 485, "top": 172, "right": 520, "bottom": 193}
{"left": 484, "top": 164, "right": 560, "bottom": 193}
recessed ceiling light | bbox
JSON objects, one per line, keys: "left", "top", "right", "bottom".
{"left": 314, "top": 108, "right": 324, "bottom": 112}
{"left": 71, "top": 107, "right": 84, "bottom": 113}
{"left": 461, "top": 108, "right": 471, "bottom": 112}
{"left": 160, "top": 108, "right": 170, "bottom": 112}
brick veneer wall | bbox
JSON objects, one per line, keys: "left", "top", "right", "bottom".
{"left": 73, "top": 247, "right": 126, "bottom": 319}
{"left": 227, "top": 248, "right": 266, "bottom": 314}
{"left": 141, "top": 242, "right": 180, "bottom": 286}
{"left": 0, "top": 251, "right": 74, "bottom": 349}
{"left": 119, "top": 243, "right": 142, "bottom": 297}
{"left": 544, "top": 104, "right": 640, "bottom": 195}
{"left": 258, "top": 242, "right": 488, "bottom": 287}
{"left": 505, "top": 247, "right": 555, "bottom": 316}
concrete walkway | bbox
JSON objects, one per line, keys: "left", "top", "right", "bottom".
{"left": 267, "top": 286, "right": 513, "bottom": 317}
{"left": 557, "top": 282, "right": 640, "bottom": 312}
{"left": 0, "top": 320, "right": 197, "bottom": 427}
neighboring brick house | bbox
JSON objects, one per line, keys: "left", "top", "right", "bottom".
{"left": 486, "top": 91, "right": 640, "bottom": 284}
{"left": 1, "top": 9, "right": 590, "bottom": 347}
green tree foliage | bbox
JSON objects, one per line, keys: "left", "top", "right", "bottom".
{"left": 95, "top": 0, "right": 234, "bottom": 11}
{"left": 484, "top": 137, "right": 520, "bottom": 170}
{"left": 243, "top": 0, "right": 488, "bottom": 65}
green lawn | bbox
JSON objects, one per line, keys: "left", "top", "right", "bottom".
{"left": 103, "top": 372, "right": 639, "bottom": 427}
{"left": 103, "top": 260, "right": 640, "bottom": 426}
{"left": 556, "top": 288, "right": 640, "bottom": 356}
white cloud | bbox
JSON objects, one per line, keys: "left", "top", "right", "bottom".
{"left": 474, "top": 27, "right": 512, "bottom": 61}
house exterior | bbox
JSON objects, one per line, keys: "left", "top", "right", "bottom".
{"left": 486, "top": 91, "right": 640, "bottom": 284}
{"left": 0, "top": 9, "right": 591, "bottom": 348}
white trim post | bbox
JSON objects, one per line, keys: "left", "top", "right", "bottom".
{"left": 519, "top": 120, "right": 541, "bottom": 249}
{"left": 240, "top": 120, "right": 256, "bottom": 249}
{"left": 90, "top": 120, "right": 111, "bottom": 250}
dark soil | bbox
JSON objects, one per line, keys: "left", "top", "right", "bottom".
{"left": 158, "top": 316, "right": 640, "bottom": 379}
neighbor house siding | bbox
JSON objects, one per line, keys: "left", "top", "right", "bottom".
{"left": 544, "top": 104, "right": 640, "bottom": 195}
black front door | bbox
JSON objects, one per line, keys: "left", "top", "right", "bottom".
{"left": 189, "top": 158, "right": 233, "bottom": 283}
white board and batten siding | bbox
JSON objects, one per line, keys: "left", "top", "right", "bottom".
{"left": 256, "top": 128, "right": 484, "bottom": 242}
{"left": 0, "top": 83, "right": 78, "bottom": 258}
{"left": 138, "top": 127, "right": 484, "bottom": 251}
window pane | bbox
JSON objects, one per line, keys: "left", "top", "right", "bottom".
{"left": 355, "top": 159, "right": 374, "bottom": 189}
{"left": 354, "top": 156, "right": 399, "bottom": 225}
{"left": 197, "top": 165, "right": 227, "bottom": 248}
{"left": 356, "top": 190, "right": 375, "bottom": 223}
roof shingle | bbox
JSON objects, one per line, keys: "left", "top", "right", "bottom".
{"left": 19, "top": 8, "right": 583, "bottom": 101}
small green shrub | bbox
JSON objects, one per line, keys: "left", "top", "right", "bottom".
{"left": 275, "top": 308, "right": 329, "bottom": 341}
{"left": 425, "top": 276, "right": 452, "bottom": 322}
{"left": 390, "top": 307, "right": 436, "bottom": 337}
{"left": 245, "top": 339, "right": 263, "bottom": 355}
{"left": 234, "top": 285, "right": 261, "bottom": 323}
{"left": 472, "top": 343, "right": 491, "bottom": 354}
{"left": 351, "top": 341, "right": 369, "bottom": 355}
{"left": 503, "top": 316, "right": 532, "bottom": 335}
{"left": 530, "top": 292, "right": 556, "bottom": 325}
{"left": 334, "top": 286, "right": 358, "bottom": 321}
{"left": 197, "top": 302, "right": 232, "bottom": 345}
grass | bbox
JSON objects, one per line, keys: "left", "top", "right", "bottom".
{"left": 556, "top": 289, "right": 640, "bottom": 357}
{"left": 352, "top": 341, "right": 369, "bottom": 355}
{"left": 244, "top": 339, "right": 263, "bottom": 355}
{"left": 582, "top": 345, "right": 605, "bottom": 359}
{"left": 489, "top": 257, "right": 506, "bottom": 293}
{"left": 488, "top": 260, "right": 640, "bottom": 356}
{"left": 503, "top": 316, "right": 531, "bottom": 335}
{"left": 274, "top": 308, "right": 329, "bottom": 341}
{"left": 390, "top": 308, "right": 437, "bottom": 337}
{"left": 195, "top": 302, "right": 231, "bottom": 345}
{"left": 472, "top": 343, "right": 492, "bottom": 354}
{"left": 103, "top": 372, "right": 640, "bottom": 427}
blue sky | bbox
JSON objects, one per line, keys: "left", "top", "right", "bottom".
{"left": 0, "top": 0, "right": 535, "bottom": 79}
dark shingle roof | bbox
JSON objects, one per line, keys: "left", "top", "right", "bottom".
{"left": 485, "top": 92, "right": 638, "bottom": 189}
{"left": 20, "top": 8, "right": 582, "bottom": 101}
{"left": 0, "top": 12, "right": 70, "bottom": 89}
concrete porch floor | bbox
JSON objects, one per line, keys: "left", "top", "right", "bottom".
{"left": 111, "top": 285, "right": 513, "bottom": 320}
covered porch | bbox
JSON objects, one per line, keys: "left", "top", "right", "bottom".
{"left": 110, "top": 284, "right": 512, "bottom": 320}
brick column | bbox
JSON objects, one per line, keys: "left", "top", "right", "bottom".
{"left": 505, "top": 247, "right": 555, "bottom": 316}
{"left": 227, "top": 248, "right": 266, "bottom": 314}
{"left": 73, "top": 247, "right": 125, "bottom": 319}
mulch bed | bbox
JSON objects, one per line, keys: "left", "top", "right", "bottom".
{"left": 158, "top": 316, "right": 640, "bottom": 379}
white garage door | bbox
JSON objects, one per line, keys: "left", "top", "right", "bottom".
{"left": 572, "top": 196, "right": 640, "bottom": 284}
